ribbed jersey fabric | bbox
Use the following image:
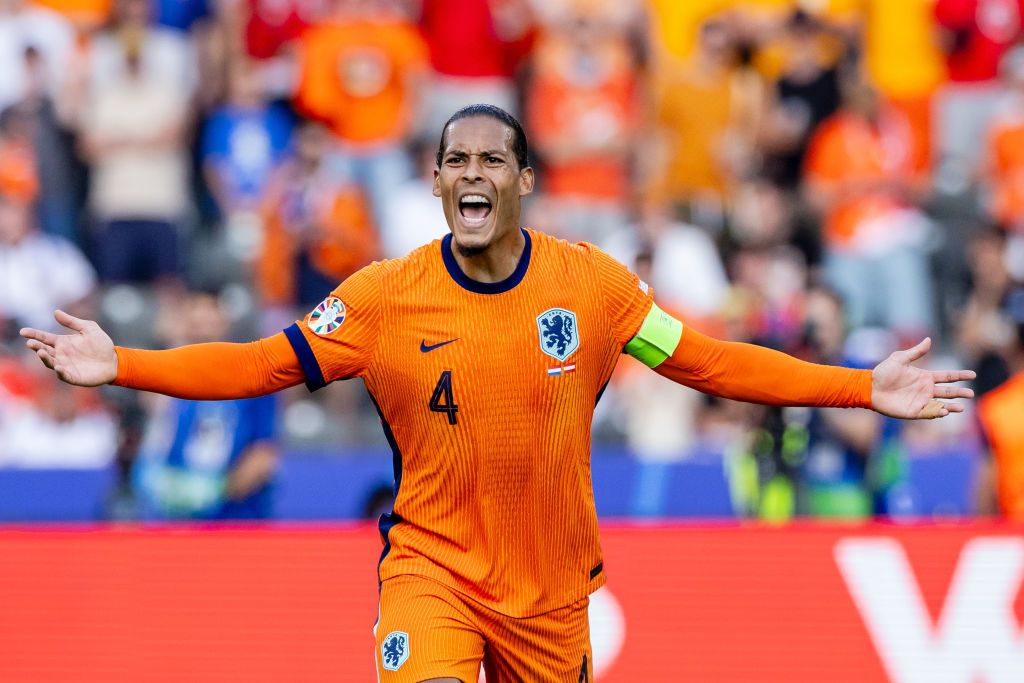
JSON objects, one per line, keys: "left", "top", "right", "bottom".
{"left": 287, "top": 228, "right": 653, "bottom": 617}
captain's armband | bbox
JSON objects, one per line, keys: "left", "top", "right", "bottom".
{"left": 623, "top": 302, "right": 684, "bottom": 368}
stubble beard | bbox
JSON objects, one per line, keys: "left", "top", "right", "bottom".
{"left": 455, "top": 240, "right": 489, "bottom": 258}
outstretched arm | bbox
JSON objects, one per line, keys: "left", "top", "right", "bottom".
{"left": 20, "top": 310, "right": 304, "bottom": 399}
{"left": 627, "top": 303, "right": 975, "bottom": 419}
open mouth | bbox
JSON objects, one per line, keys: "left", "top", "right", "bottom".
{"left": 458, "top": 194, "right": 492, "bottom": 224}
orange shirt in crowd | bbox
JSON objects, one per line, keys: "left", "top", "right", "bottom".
{"left": 294, "top": 17, "right": 428, "bottom": 145}
{"left": 652, "top": 60, "right": 736, "bottom": 202}
{"left": 527, "top": 36, "right": 638, "bottom": 201}
{"left": 32, "top": 0, "right": 111, "bottom": 30}
{"left": 0, "top": 140, "right": 38, "bottom": 204}
{"left": 258, "top": 172, "right": 378, "bottom": 306}
{"left": 978, "top": 373, "right": 1024, "bottom": 519}
{"left": 986, "top": 110, "right": 1024, "bottom": 231}
{"left": 804, "top": 108, "right": 926, "bottom": 248}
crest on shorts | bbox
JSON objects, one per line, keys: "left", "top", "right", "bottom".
{"left": 537, "top": 308, "right": 579, "bottom": 362}
{"left": 307, "top": 296, "right": 346, "bottom": 336}
{"left": 381, "top": 631, "right": 409, "bottom": 671}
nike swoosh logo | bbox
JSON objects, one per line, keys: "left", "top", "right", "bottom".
{"left": 420, "top": 338, "right": 460, "bottom": 353}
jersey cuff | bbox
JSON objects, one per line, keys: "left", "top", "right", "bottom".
{"left": 284, "top": 323, "right": 327, "bottom": 391}
{"left": 624, "top": 302, "right": 684, "bottom": 368}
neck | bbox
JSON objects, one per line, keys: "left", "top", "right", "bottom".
{"left": 450, "top": 225, "right": 525, "bottom": 283}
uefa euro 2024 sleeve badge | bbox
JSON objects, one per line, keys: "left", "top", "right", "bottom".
{"left": 307, "top": 296, "right": 347, "bottom": 336}
{"left": 537, "top": 308, "right": 579, "bottom": 365}
{"left": 381, "top": 631, "right": 409, "bottom": 671}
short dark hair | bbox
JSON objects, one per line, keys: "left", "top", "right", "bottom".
{"left": 436, "top": 104, "right": 529, "bottom": 170}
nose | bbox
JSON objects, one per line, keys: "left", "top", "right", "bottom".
{"left": 462, "top": 155, "right": 484, "bottom": 182}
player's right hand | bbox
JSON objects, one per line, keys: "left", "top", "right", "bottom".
{"left": 19, "top": 310, "right": 117, "bottom": 387}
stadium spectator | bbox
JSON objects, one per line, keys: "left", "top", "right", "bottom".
{"left": 293, "top": 0, "right": 428, "bottom": 228}
{"left": 378, "top": 138, "right": 449, "bottom": 258}
{"left": 0, "top": 190, "right": 95, "bottom": 333}
{"left": 649, "top": 15, "right": 759, "bottom": 226}
{"left": 0, "top": 0, "right": 75, "bottom": 113}
{"left": 794, "top": 288, "right": 903, "bottom": 519}
{"left": 201, "top": 58, "right": 293, "bottom": 217}
{"left": 982, "top": 45, "right": 1024, "bottom": 232}
{"left": 977, "top": 286, "right": 1024, "bottom": 518}
{"left": 956, "top": 226, "right": 1016, "bottom": 396}
{"left": 602, "top": 205, "right": 729, "bottom": 480}
{"left": 758, "top": 9, "right": 843, "bottom": 190}
{"left": 80, "top": 35, "right": 190, "bottom": 286}
{"left": 419, "top": 0, "right": 535, "bottom": 132}
{"left": 133, "top": 289, "right": 279, "bottom": 519}
{"left": 0, "top": 355, "right": 117, "bottom": 468}
{"left": 933, "top": 0, "right": 1024, "bottom": 177}
{"left": 525, "top": 5, "right": 641, "bottom": 244}
{"left": 243, "top": 0, "right": 322, "bottom": 61}
{"left": 84, "top": 0, "right": 198, "bottom": 95}
{"left": 9, "top": 45, "right": 85, "bottom": 244}
{"left": 257, "top": 121, "right": 378, "bottom": 313}
{"left": 0, "top": 103, "right": 37, "bottom": 206}
{"left": 803, "top": 62, "right": 937, "bottom": 341}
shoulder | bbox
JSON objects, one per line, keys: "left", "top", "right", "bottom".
{"left": 362, "top": 238, "right": 443, "bottom": 285}
{"left": 528, "top": 227, "right": 603, "bottom": 268}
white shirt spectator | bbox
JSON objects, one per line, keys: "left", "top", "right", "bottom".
{"left": 380, "top": 177, "right": 450, "bottom": 258}
{"left": 0, "top": 4, "right": 74, "bottom": 111}
{"left": 88, "top": 28, "right": 198, "bottom": 96}
{"left": 83, "top": 74, "right": 189, "bottom": 220}
{"left": 602, "top": 221, "right": 729, "bottom": 318}
{"left": 0, "top": 400, "right": 116, "bottom": 468}
{"left": 0, "top": 230, "right": 96, "bottom": 330}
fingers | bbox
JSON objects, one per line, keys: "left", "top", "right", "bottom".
{"left": 918, "top": 398, "right": 948, "bottom": 419}
{"left": 917, "top": 398, "right": 967, "bottom": 419}
{"left": 900, "top": 337, "right": 932, "bottom": 363}
{"left": 54, "top": 309, "right": 90, "bottom": 333}
{"left": 931, "top": 369, "right": 977, "bottom": 383}
{"left": 26, "top": 340, "right": 56, "bottom": 369}
{"left": 933, "top": 385, "right": 974, "bottom": 400}
{"left": 19, "top": 327, "right": 58, "bottom": 346}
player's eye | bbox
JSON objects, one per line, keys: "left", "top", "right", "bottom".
{"left": 445, "top": 156, "right": 466, "bottom": 166}
{"left": 485, "top": 156, "right": 504, "bottom": 166}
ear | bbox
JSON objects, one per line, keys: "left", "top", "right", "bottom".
{"left": 518, "top": 166, "right": 535, "bottom": 197}
{"left": 432, "top": 169, "right": 441, "bottom": 197}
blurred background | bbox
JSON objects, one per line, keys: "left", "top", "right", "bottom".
{"left": 3, "top": 0, "right": 1022, "bottom": 525}
{"left": 4, "top": 0, "right": 1024, "bottom": 680}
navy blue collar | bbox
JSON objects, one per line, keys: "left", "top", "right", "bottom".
{"left": 441, "top": 228, "right": 532, "bottom": 294}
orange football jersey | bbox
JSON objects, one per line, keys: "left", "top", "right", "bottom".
{"left": 284, "top": 228, "right": 653, "bottom": 617}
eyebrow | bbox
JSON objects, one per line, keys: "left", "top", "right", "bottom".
{"left": 444, "top": 149, "right": 506, "bottom": 157}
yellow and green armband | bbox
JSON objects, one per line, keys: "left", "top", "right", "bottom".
{"left": 623, "top": 302, "right": 684, "bottom": 368}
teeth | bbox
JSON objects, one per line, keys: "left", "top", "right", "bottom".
{"left": 460, "top": 195, "right": 490, "bottom": 204}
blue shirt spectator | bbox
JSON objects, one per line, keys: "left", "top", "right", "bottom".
{"left": 201, "top": 62, "right": 293, "bottom": 214}
{"left": 135, "top": 394, "right": 278, "bottom": 520}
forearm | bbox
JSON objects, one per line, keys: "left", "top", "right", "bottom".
{"left": 113, "top": 332, "right": 305, "bottom": 399}
{"left": 654, "top": 326, "right": 873, "bottom": 409}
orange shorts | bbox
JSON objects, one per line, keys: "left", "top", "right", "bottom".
{"left": 374, "top": 575, "right": 593, "bottom": 682}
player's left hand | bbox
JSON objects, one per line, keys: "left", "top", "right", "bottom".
{"left": 871, "top": 337, "right": 975, "bottom": 419}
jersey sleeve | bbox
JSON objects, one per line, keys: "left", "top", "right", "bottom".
{"left": 282, "top": 263, "right": 382, "bottom": 390}
{"left": 585, "top": 243, "right": 655, "bottom": 348}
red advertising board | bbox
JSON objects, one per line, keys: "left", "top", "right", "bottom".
{"left": 1, "top": 523, "right": 1022, "bottom": 682}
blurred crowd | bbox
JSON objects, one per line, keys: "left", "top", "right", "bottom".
{"left": 1, "top": 0, "right": 1023, "bottom": 521}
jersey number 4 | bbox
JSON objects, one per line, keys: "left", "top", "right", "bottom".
{"left": 429, "top": 370, "right": 459, "bottom": 425}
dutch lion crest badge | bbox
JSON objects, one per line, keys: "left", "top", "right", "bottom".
{"left": 537, "top": 308, "right": 579, "bottom": 362}
{"left": 381, "top": 631, "right": 409, "bottom": 671}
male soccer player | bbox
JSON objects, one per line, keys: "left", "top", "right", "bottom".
{"left": 22, "top": 104, "right": 974, "bottom": 683}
